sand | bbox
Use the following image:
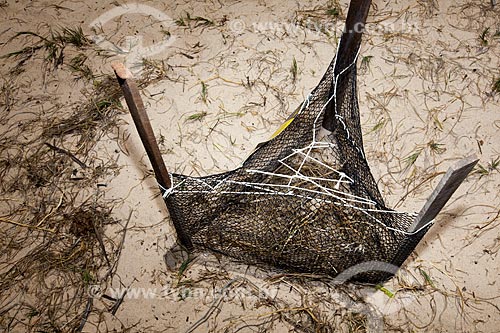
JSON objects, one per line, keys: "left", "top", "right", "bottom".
{"left": 0, "top": 0, "right": 499, "bottom": 332}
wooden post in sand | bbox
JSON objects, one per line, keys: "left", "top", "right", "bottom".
{"left": 322, "top": 0, "right": 372, "bottom": 131}
{"left": 408, "top": 155, "right": 479, "bottom": 233}
{"left": 111, "top": 62, "right": 171, "bottom": 190}
{"left": 112, "top": 62, "right": 194, "bottom": 249}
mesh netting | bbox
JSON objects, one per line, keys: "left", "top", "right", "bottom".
{"left": 160, "top": 12, "right": 431, "bottom": 284}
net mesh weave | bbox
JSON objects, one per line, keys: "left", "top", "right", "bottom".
{"left": 161, "top": 41, "right": 431, "bottom": 284}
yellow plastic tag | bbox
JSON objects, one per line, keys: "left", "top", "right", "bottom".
{"left": 269, "top": 105, "right": 302, "bottom": 139}
{"left": 270, "top": 118, "right": 295, "bottom": 139}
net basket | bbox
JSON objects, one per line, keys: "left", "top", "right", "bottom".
{"left": 161, "top": 12, "right": 431, "bottom": 282}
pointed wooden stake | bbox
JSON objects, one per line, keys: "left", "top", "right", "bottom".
{"left": 408, "top": 155, "right": 479, "bottom": 233}
{"left": 113, "top": 63, "right": 194, "bottom": 248}
{"left": 112, "top": 62, "right": 171, "bottom": 190}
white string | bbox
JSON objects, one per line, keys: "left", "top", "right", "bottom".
{"left": 288, "top": 45, "right": 362, "bottom": 186}
{"left": 246, "top": 167, "right": 373, "bottom": 205}
{"left": 158, "top": 174, "right": 179, "bottom": 198}
{"left": 294, "top": 92, "right": 312, "bottom": 117}
{"left": 246, "top": 169, "right": 351, "bottom": 185}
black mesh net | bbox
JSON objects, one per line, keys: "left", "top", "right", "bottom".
{"left": 160, "top": 45, "right": 431, "bottom": 283}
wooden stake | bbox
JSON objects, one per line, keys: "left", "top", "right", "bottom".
{"left": 112, "top": 62, "right": 171, "bottom": 189}
{"left": 322, "top": 0, "right": 372, "bottom": 131}
{"left": 113, "top": 63, "right": 194, "bottom": 249}
{"left": 408, "top": 155, "right": 479, "bottom": 233}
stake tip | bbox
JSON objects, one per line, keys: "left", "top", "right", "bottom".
{"left": 111, "top": 62, "right": 133, "bottom": 79}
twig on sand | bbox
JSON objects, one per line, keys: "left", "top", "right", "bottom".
{"left": 45, "top": 142, "right": 88, "bottom": 168}
{"left": 184, "top": 278, "right": 244, "bottom": 333}
{"left": 76, "top": 297, "right": 93, "bottom": 333}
